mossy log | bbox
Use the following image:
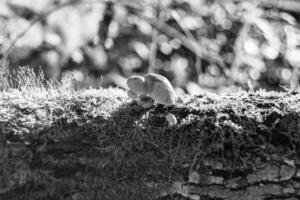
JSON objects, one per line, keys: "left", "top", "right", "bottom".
{"left": 1, "top": 88, "right": 300, "bottom": 200}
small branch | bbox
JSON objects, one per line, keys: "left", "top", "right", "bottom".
{"left": 170, "top": 10, "right": 202, "bottom": 76}
{"left": 148, "top": 2, "right": 160, "bottom": 73}
{"left": 123, "top": 3, "right": 225, "bottom": 69}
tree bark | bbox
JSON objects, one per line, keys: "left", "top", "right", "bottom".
{"left": 0, "top": 88, "right": 300, "bottom": 200}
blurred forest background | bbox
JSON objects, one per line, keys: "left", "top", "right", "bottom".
{"left": 1, "top": 0, "right": 300, "bottom": 94}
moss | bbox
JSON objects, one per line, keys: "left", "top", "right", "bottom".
{"left": 1, "top": 87, "right": 300, "bottom": 200}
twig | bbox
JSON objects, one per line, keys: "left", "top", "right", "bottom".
{"left": 170, "top": 10, "right": 196, "bottom": 41}
{"left": 170, "top": 10, "right": 202, "bottom": 75}
{"left": 230, "top": 22, "right": 251, "bottom": 82}
{"left": 123, "top": 3, "right": 225, "bottom": 68}
{"left": 148, "top": 2, "right": 160, "bottom": 73}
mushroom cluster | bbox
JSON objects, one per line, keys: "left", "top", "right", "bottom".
{"left": 127, "top": 73, "right": 178, "bottom": 126}
{"left": 127, "top": 73, "right": 176, "bottom": 108}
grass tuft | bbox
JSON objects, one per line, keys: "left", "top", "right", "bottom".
{"left": 0, "top": 66, "right": 90, "bottom": 94}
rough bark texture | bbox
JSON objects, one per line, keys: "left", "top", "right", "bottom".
{"left": 0, "top": 88, "right": 300, "bottom": 200}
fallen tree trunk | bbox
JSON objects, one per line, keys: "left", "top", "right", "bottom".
{"left": 0, "top": 88, "right": 300, "bottom": 200}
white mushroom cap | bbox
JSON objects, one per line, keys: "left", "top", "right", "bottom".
{"left": 144, "top": 73, "right": 176, "bottom": 105}
{"left": 166, "top": 113, "right": 177, "bottom": 126}
{"left": 127, "top": 76, "right": 146, "bottom": 95}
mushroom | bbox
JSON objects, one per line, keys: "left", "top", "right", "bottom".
{"left": 127, "top": 75, "right": 146, "bottom": 95}
{"left": 144, "top": 73, "right": 176, "bottom": 105}
{"left": 127, "top": 73, "right": 178, "bottom": 126}
{"left": 166, "top": 113, "right": 177, "bottom": 126}
{"left": 127, "top": 73, "right": 178, "bottom": 107}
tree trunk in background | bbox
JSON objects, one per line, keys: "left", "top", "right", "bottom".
{"left": 0, "top": 88, "right": 300, "bottom": 200}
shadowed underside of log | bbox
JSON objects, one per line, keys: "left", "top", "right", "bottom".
{"left": 0, "top": 88, "right": 300, "bottom": 200}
